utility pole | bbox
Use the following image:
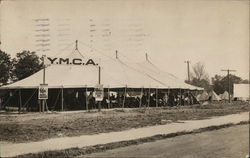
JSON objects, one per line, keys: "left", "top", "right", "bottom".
{"left": 184, "top": 60, "right": 191, "bottom": 83}
{"left": 221, "top": 69, "right": 236, "bottom": 103}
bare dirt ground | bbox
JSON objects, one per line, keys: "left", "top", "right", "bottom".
{"left": 82, "top": 124, "right": 249, "bottom": 158}
{"left": 0, "top": 102, "right": 249, "bottom": 143}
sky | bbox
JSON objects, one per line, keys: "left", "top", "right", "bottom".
{"left": 0, "top": 0, "right": 249, "bottom": 81}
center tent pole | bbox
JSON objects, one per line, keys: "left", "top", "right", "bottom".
{"left": 122, "top": 85, "right": 127, "bottom": 109}
{"left": 85, "top": 85, "right": 88, "bottom": 111}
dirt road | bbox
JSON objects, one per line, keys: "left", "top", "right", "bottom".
{"left": 83, "top": 124, "right": 249, "bottom": 158}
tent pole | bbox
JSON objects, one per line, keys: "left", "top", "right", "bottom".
{"left": 184, "top": 89, "right": 186, "bottom": 106}
{"left": 148, "top": 88, "right": 150, "bottom": 107}
{"left": 181, "top": 89, "right": 184, "bottom": 106}
{"left": 180, "top": 89, "right": 182, "bottom": 106}
{"left": 108, "top": 86, "right": 110, "bottom": 109}
{"left": 42, "top": 58, "right": 46, "bottom": 113}
{"left": 98, "top": 66, "right": 101, "bottom": 112}
{"left": 183, "top": 89, "right": 185, "bottom": 106}
{"left": 42, "top": 99, "right": 45, "bottom": 112}
{"left": 122, "top": 86, "right": 127, "bottom": 109}
{"left": 156, "top": 88, "right": 158, "bottom": 107}
{"left": 85, "top": 86, "right": 88, "bottom": 111}
{"left": 18, "top": 89, "right": 22, "bottom": 113}
{"left": 61, "top": 87, "right": 64, "bottom": 111}
{"left": 188, "top": 89, "right": 190, "bottom": 105}
{"left": 139, "top": 87, "right": 143, "bottom": 108}
{"left": 39, "top": 98, "right": 41, "bottom": 113}
{"left": 167, "top": 87, "right": 170, "bottom": 106}
{"left": 178, "top": 89, "right": 181, "bottom": 105}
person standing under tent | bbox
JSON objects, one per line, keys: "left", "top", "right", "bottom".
{"left": 110, "top": 93, "right": 115, "bottom": 108}
{"left": 142, "top": 93, "right": 147, "bottom": 107}
{"left": 163, "top": 94, "right": 168, "bottom": 106}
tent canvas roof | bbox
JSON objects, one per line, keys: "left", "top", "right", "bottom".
{"left": 0, "top": 55, "right": 203, "bottom": 90}
{"left": 134, "top": 61, "right": 202, "bottom": 90}
{"left": 209, "top": 91, "right": 221, "bottom": 101}
{"left": 220, "top": 91, "right": 229, "bottom": 100}
{"left": 197, "top": 91, "right": 209, "bottom": 101}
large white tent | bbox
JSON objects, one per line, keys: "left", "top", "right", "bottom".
{"left": 0, "top": 46, "right": 203, "bottom": 111}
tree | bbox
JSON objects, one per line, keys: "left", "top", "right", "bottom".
{"left": 211, "top": 75, "right": 224, "bottom": 94}
{"left": 212, "top": 74, "right": 246, "bottom": 95}
{"left": 189, "top": 62, "right": 210, "bottom": 90}
{"left": 12, "top": 51, "right": 43, "bottom": 81}
{"left": 0, "top": 50, "right": 12, "bottom": 85}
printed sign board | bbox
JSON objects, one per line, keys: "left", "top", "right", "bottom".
{"left": 95, "top": 84, "right": 104, "bottom": 101}
{"left": 39, "top": 84, "right": 48, "bottom": 99}
{"left": 44, "top": 57, "right": 99, "bottom": 66}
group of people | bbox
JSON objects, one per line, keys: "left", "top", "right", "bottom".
{"left": 85, "top": 91, "right": 197, "bottom": 109}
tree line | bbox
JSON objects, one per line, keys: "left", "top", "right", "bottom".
{"left": 186, "top": 62, "right": 249, "bottom": 95}
{"left": 0, "top": 50, "right": 42, "bottom": 85}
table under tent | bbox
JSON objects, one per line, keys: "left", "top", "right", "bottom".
{"left": 0, "top": 57, "right": 203, "bottom": 112}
